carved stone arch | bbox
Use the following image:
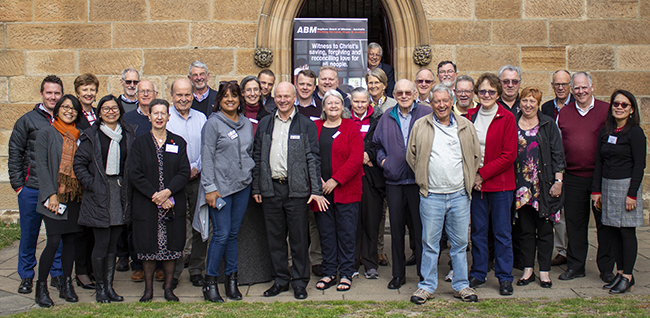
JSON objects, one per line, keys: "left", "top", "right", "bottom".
{"left": 256, "top": 0, "right": 429, "bottom": 82}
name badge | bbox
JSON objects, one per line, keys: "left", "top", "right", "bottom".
{"left": 360, "top": 125, "right": 370, "bottom": 133}
{"left": 608, "top": 135, "right": 618, "bottom": 144}
{"left": 165, "top": 144, "right": 179, "bottom": 153}
{"left": 248, "top": 118, "right": 259, "bottom": 124}
{"left": 332, "top": 131, "right": 341, "bottom": 139}
{"left": 290, "top": 135, "right": 301, "bottom": 140}
{"left": 227, "top": 130, "right": 238, "bottom": 140}
{"left": 309, "top": 116, "right": 320, "bottom": 122}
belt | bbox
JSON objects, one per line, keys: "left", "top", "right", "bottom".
{"left": 272, "top": 178, "right": 288, "bottom": 185}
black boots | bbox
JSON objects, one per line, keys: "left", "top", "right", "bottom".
{"left": 35, "top": 281, "right": 54, "bottom": 308}
{"left": 225, "top": 272, "right": 242, "bottom": 300}
{"left": 105, "top": 254, "right": 124, "bottom": 302}
{"left": 610, "top": 276, "right": 635, "bottom": 294}
{"left": 58, "top": 277, "right": 78, "bottom": 302}
{"left": 603, "top": 273, "right": 622, "bottom": 290}
{"left": 92, "top": 257, "right": 110, "bottom": 303}
{"left": 203, "top": 275, "right": 224, "bottom": 303}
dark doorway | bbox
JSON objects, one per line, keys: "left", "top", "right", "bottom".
{"left": 296, "top": 0, "right": 393, "bottom": 67}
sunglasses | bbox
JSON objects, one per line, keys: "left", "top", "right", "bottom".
{"left": 501, "top": 79, "right": 520, "bottom": 86}
{"left": 416, "top": 79, "right": 433, "bottom": 85}
{"left": 612, "top": 102, "right": 631, "bottom": 109}
{"left": 124, "top": 80, "right": 139, "bottom": 85}
{"left": 478, "top": 90, "right": 497, "bottom": 97}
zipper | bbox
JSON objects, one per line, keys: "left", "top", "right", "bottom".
{"left": 86, "top": 132, "right": 112, "bottom": 222}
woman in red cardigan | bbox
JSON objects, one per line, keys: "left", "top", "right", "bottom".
{"left": 313, "top": 89, "right": 364, "bottom": 292}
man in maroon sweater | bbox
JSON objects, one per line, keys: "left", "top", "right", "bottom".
{"left": 556, "top": 72, "right": 615, "bottom": 283}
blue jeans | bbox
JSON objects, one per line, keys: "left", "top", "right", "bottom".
{"left": 206, "top": 185, "right": 251, "bottom": 277}
{"left": 18, "top": 186, "right": 62, "bottom": 279}
{"left": 418, "top": 189, "right": 470, "bottom": 293}
{"left": 470, "top": 190, "right": 514, "bottom": 282}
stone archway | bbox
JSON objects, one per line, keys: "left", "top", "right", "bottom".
{"left": 256, "top": 0, "right": 429, "bottom": 82}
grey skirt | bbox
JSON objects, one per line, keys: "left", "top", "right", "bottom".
{"left": 601, "top": 177, "right": 643, "bottom": 228}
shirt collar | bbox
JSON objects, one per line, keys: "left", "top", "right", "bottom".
{"left": 275, "top": 106, "right": 297, "bottom": 122}
{"left": 120, "top": 94, "right": 137, "bottom": 103}
{"left": 295, "top": 97, "right": 317, "bottom": 107}
{"left": 170, "top": 105, "right": 191, "bottom": 120}
{"left": 432, "top": 111, "right": 456, "bottom": 126}
{"left": 194, "top": 87, "right": 210, "bottom": 103}
{"left": 554, "top": 94, "right": 572, "bottom": 111}
{"left": 38, "top": 103, "right": 54, "bottom": 123}
{"left": 575, "top": 96, "right": 595, "bottom": 116}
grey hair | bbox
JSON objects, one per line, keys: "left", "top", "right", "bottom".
{"left": 455, "top": 75, "right": 475, "bottom": 89}
{"left": 431, "top": 84, "right": 453, "bottom": 101}
{"left": 170, "top": 78, "right": 194, "bottom": 94}
{"left": 136, "top": 81, "right": 157, "bottom": 94}
{"left": 368, "top": 42, "right": 383, "bottom": 57}
{"left": 321, "top": 89, "right": 351, "bottom": 120}
{"left": 396, "top": 79, "right": 417, "bottom": 94}
{"left": 273, "top": 82, "right": 297, "bottom": 97}
{"left": 351, "top": 87, "right": 371, "bottom": 103}
{"left": 498, "top": 64, "right": 522, "bottom": 81}
{"left": 188, "top": 60, "right": 209, "bottom": 75}
{"left": 570, "top": 71, "right": 593, "bottom": 88}
{"left": 121, "top": 68, "right": 139, "bottom": 80}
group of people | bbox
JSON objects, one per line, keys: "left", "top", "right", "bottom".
{"left": 8, "top": 43, "right": 645, "bottom": 307}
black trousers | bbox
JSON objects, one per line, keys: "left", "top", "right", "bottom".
{"left": 262, "top": 181, "right": 310, "bottom": 288}
{"left": 564, "top": 173, "right": 615, "bottom": 274}
{"left": 386, "top": 184, "right": 422, "bottom": 278}
{"left": 115, "top": 225, "right": 129, "bottom": 258}
{"left": 74, "top": 226, "right": 94, "bottom": 276}
{"left": 610, "top": 226, "right": 637, "bottom": 275}
{"left": 518, "top": 205, "right": 554, "bottom": 271}
{"left": 354, "top": 176, "right": 384, "bottom": 271}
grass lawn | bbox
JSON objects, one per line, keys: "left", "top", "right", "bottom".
{"left": 7, "top": 296, "right": 650, "bottom": 317}
{"left": 0, "top": 222, "right": 20, "bottom": 250}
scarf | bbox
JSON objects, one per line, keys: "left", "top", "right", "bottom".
{"left": 371, "top": 95, "right": 386, "bottom": 109}
{"left": 100, "top": 122, "right": 123, "bottom": 175}
{"left": 52, "top": 118, "right": 81, "bottom": 202}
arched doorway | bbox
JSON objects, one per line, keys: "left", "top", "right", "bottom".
{"left": 256, "top": 0, "right": 429, "bottom": 82}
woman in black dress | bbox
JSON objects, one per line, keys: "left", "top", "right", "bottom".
{"left": 129, "top": 99, "right": 190, "bottom": 302}
{"left": 34, "top": 95, "right": 84, "bottom": 307}
{"left": 74, "top": 95, "right": 136, "bottom": 303}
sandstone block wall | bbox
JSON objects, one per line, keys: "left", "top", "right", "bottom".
{"left": 0, "top": 0, "right": 649, "bottom": 215}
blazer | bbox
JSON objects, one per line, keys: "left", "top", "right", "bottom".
{"left": 378, "top": 62, "right": 395, "bottom": 98}
{"left": 128, "top": 131, "right": 190, "bottom": 254}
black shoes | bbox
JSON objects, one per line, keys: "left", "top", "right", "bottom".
{"left": 405, "top": 255, "right": 416, "bottom": 266}
{"left": 75, "top": 275, "right": 95, "bottom": 290}
{"left": 600, "top": 272, "right": 616, "bottom": 284}
{"left": 468, "top": 276, "right": 486, "bottom": 288}
{"left": 263, "top": 283, "right": 289, "bottom": 297}
{"left": 387, "top": 276, "right": 405, "bottom": 289}
{"left": 18, "top": 278, "right": 33, "bottom": 294}
{"left": 50, "top": 275, "right": 63, "bottom": 291}
{"left": 190, "top": 274, "right": 205, "bottom": 287}
{"left": 499, "top": 280, "right": 513, "bottom": 296}
{"left": 378, "top": 254, "right": 389, "bottom": 266}
{"left": 225, "top": 272, "right": 242, "bottom": 300}
{"left": 294, "top": 286, "right": 308, "bottom": 299}
{"left": 203, "top": 275, "right": 224, "bottom": 303}
{"left": 311, "top": 264, "right": 324, "bottom": 277}
{"left": 139, "top": 289, "right": 153, "bottom": 303}
{"left": 35, "top": 281, "right": 54, "bottom": 308}
{"left": 58, "top": 277, "right": 78, "bottom": 302}
{"left": 609, "top": 276, "right": 634, "bottom": 294}
{"left": 116, "top": 257, "right": 130, "bottom": 272}
{"left": 164, "top": 288, "right": 179, "bottom": 302}
{"left": 516, "top": 275, "right": 536, "bottom": 286}
{"left": 603, "top": 273, "right": 622, "bottom": 290}
{"left": 540, "top": 280, "right": 553, "bottom": 288}
{"left": 558, "top": 269, "right": 586, "bottom": 280}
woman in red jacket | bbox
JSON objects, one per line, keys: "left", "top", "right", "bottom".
{"left": 313, "top": 89, "right": 364, "bottom": 292}
{"left": 465, "top": 73, "right": 518, "bottom": 296}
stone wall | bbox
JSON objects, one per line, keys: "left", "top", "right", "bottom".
{"left": 0, "top": 0, "right": 649, "bottom": 216}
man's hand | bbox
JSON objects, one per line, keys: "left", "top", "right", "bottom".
{"left": 190, "top": 167, "right": 199, "bottom": 180}
{"left": 253, "top": 194, "right": 262, "bottom": 204}
{"left": 205, "top": 190, "right": 222, "bottom": 209}
{"left": 307, "top": 195, "right": 329, "bottom": 212}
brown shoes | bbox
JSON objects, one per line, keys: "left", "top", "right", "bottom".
{"left": 131, "top": 269, "right": 144, "bottom": 282}
{"left": 155, "top": 269, "right": 165, "bottom": 282}
{"left": 551, "top": 254, "right": 567, "bottom": 266}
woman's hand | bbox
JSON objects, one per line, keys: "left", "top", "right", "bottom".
{"left": 47, "top": 194, "right": 59, "bottom": 213}
{"left": 161, "top": 198, "right": 175, "bottom": 210}
{"left": 625, "top": 196, "right": 637, "bottom": 211}
{"left": 205, "top": 190, "right": 222, "bottom": 209}
{"left": 363, "top": 152, "right": 373, "bottom": 167}
{"left": 322, "top": 178, "right": 339, "bottom": 195}
{"left": 473, "top": 173, "right": 483, "bottom": 191}
{"left": 550, "top": 181, "right": 562, "bottom": 197}
{"left": 151, "top": 189, "right": 172, "bottom": 206}
{"left": 590, "top": 194, "right": 602, "bottom": 208}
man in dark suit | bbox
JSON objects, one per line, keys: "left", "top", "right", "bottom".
{"left": 258, "top": 69, "right": 277, "bottom": 112}
{"left": 188, "top": 60, "right": 217, "bottom": 118}
{"left": 368, "top": 42, "right": 395, "bottom": 97}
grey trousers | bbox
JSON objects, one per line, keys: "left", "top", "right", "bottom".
{"left": 174, "top": 177, "right": 207, "bottom": 279}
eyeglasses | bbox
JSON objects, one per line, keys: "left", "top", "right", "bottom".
{"left": 123, "top": 80, "right": 139, "bottom": 85}
{"left": 438, "top": 70, "right": 456, "bottom": 75}
{"left": 138, "top": 90, "right": 156, "bottom": 95}
{"left": 191, "top": 72, "right": 207, "bottom": 79}
{"left": 101, "top": 106, "right": 120, "bottom": 113}
{"left": 478, "top": 90, "right": 497, "bottom": 97}
{"left": 501, "top": 79, "right": 520, "bottom": 86}
{"left": 573, "top": 86, "right": 590, "bottom": 92}
{"left": 60, "top": 106, "right": 77, "bottom": 113}
{"left": 416, "top": 79, "right": 433, "bottom": 85}
{"left": 456, "top": 90, "right": 473, "bottom": 95}
{"left": 612, "top": 102, "right": 631, "bottom": 109}
{"left": 244, "top": 87, "right": 260, "bottom": 94}
{"left": 395, "top": 91, "right": 413, "bottom": 97}
{"left": 368, "top": 53, "right": 381, "bottom": 58}
{"left": 151, "top": 111, "right": 167, "bottom": 118}
{"left": 552, "top": 82, "right": 569, "bottom": 88}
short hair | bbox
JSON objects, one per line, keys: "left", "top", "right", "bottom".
{"left": 474, "top": 73, "right": 503, "bottom": 97}
{"left": 318, "top": 65, "right": 339, "bottom": 78}
{"left": 188, "top": 60, "right": 209, "bottom": 75}
{"left": 149, "top": 99, "right": 170, "bottom": 111}
{"left": 415, "top": 68, "right": 434, "bottom": 78}
{"left": 41, "top": 75, "right": 64, "bottom": 93}
{"left": 437, "top": 61, "right": 457, "bottom": 73}
{"left": 297, "top": 69, "right": 317, "bottom": 85}
{"left": 136, "top": 81, "right": 158, "bottom": 94}
{"left": 519, "top": 87, "right": 543, "bottom": 106}
{"left": 368, "top": 42, "right": 383, "bottom": 57}
{"left": 351, "top": 87, "right": 371, "bottom": 103}
{"left": 240, "top": 76, "right": 261, "bottom": 106}
{"left": 430, "top": 84, "right": 453, "bottom": 101}
{"left": 321, "top": 89, "right": 351, "bottom": 120}
{"left": 498, "top": 64, "right": 522, "bottom": 81}
{"left": 365, "top": 68, "right": 388, "bottom": 87}
{"left": 606, "top": 90, "right": 639, "bottom": 135}
{"left": 215, "top": 81, "right": 244, "bottom": 114}
{"left": 121, "top": 68, "right": 139, "bottom": 80}
{"left": 96, "top": 94, "right": 125, "bottom": 125}
{"left": 170, "top": 79, "right": 194, "bottom": 95}
{"left": 570, "top": 71, "right": 593, "bottom": 88}
{"left": 74, "top": 73, "right": 99, "bottom": 93}
{"left": 455, "top": 75, "right": 475, "bottom": 89}
{"left": 552, "top": 69, "right": 571, "bottom": 78}
{"left": 52, "top": 94, "right": 82, "bottom": 123}
{"left": 258, "top": 69, "right": 275, "bottom": 79}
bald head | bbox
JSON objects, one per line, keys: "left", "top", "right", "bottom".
{"left": 171, "top": 78, "right": 193, "bottom": 115}
{"left": 274, "top": 81, "right": 297, "bottom": 119}
{"left": 394, "top": 79, "right": 417, "bottom": 110}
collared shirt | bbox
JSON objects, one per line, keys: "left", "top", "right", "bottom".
{"left": 294, "top": 97, "right": 317, "bottom": 108}
{"left": 83, "top": 109, "right": 97, "bottom": 126}
{"left": 553, "top": 93, "right": 573, "bottom": 120}
{"left": 433, "top": 111, "right": 456, "bottom": 126}
{"left": 353, "top": 109, "right": 368, "bottom": 121}
{"left": 136, "top": 106, "right": 146, "bottom": 116}
{"left": 416, "top": 96, "right": 430, "bottom": 104}
{"left": 120, "top": 94, "right": 137, "bottom": 103}
{"left": 38, "top": 103, "right": 54, "bottom": 123}
{"left": 398, "top": 104, "right": 415, "bottom": 146}
{"left": 166, "top": 106, "right": 207, "bottom": 172}
{"left": 270, "top": 107, "right": 297, "bottom": 179}
{"left": 193, "top": 87, "right": 210, "bottom": 103}
{"left": 452, "top": 100, "right": 478, "bottom": 117}
{"left": 576, "top": 96, "right": 595, "bottom": 117}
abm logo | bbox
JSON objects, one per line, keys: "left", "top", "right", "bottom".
{"left": 297, "top": 26, "right": 317, "bottom": 33}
